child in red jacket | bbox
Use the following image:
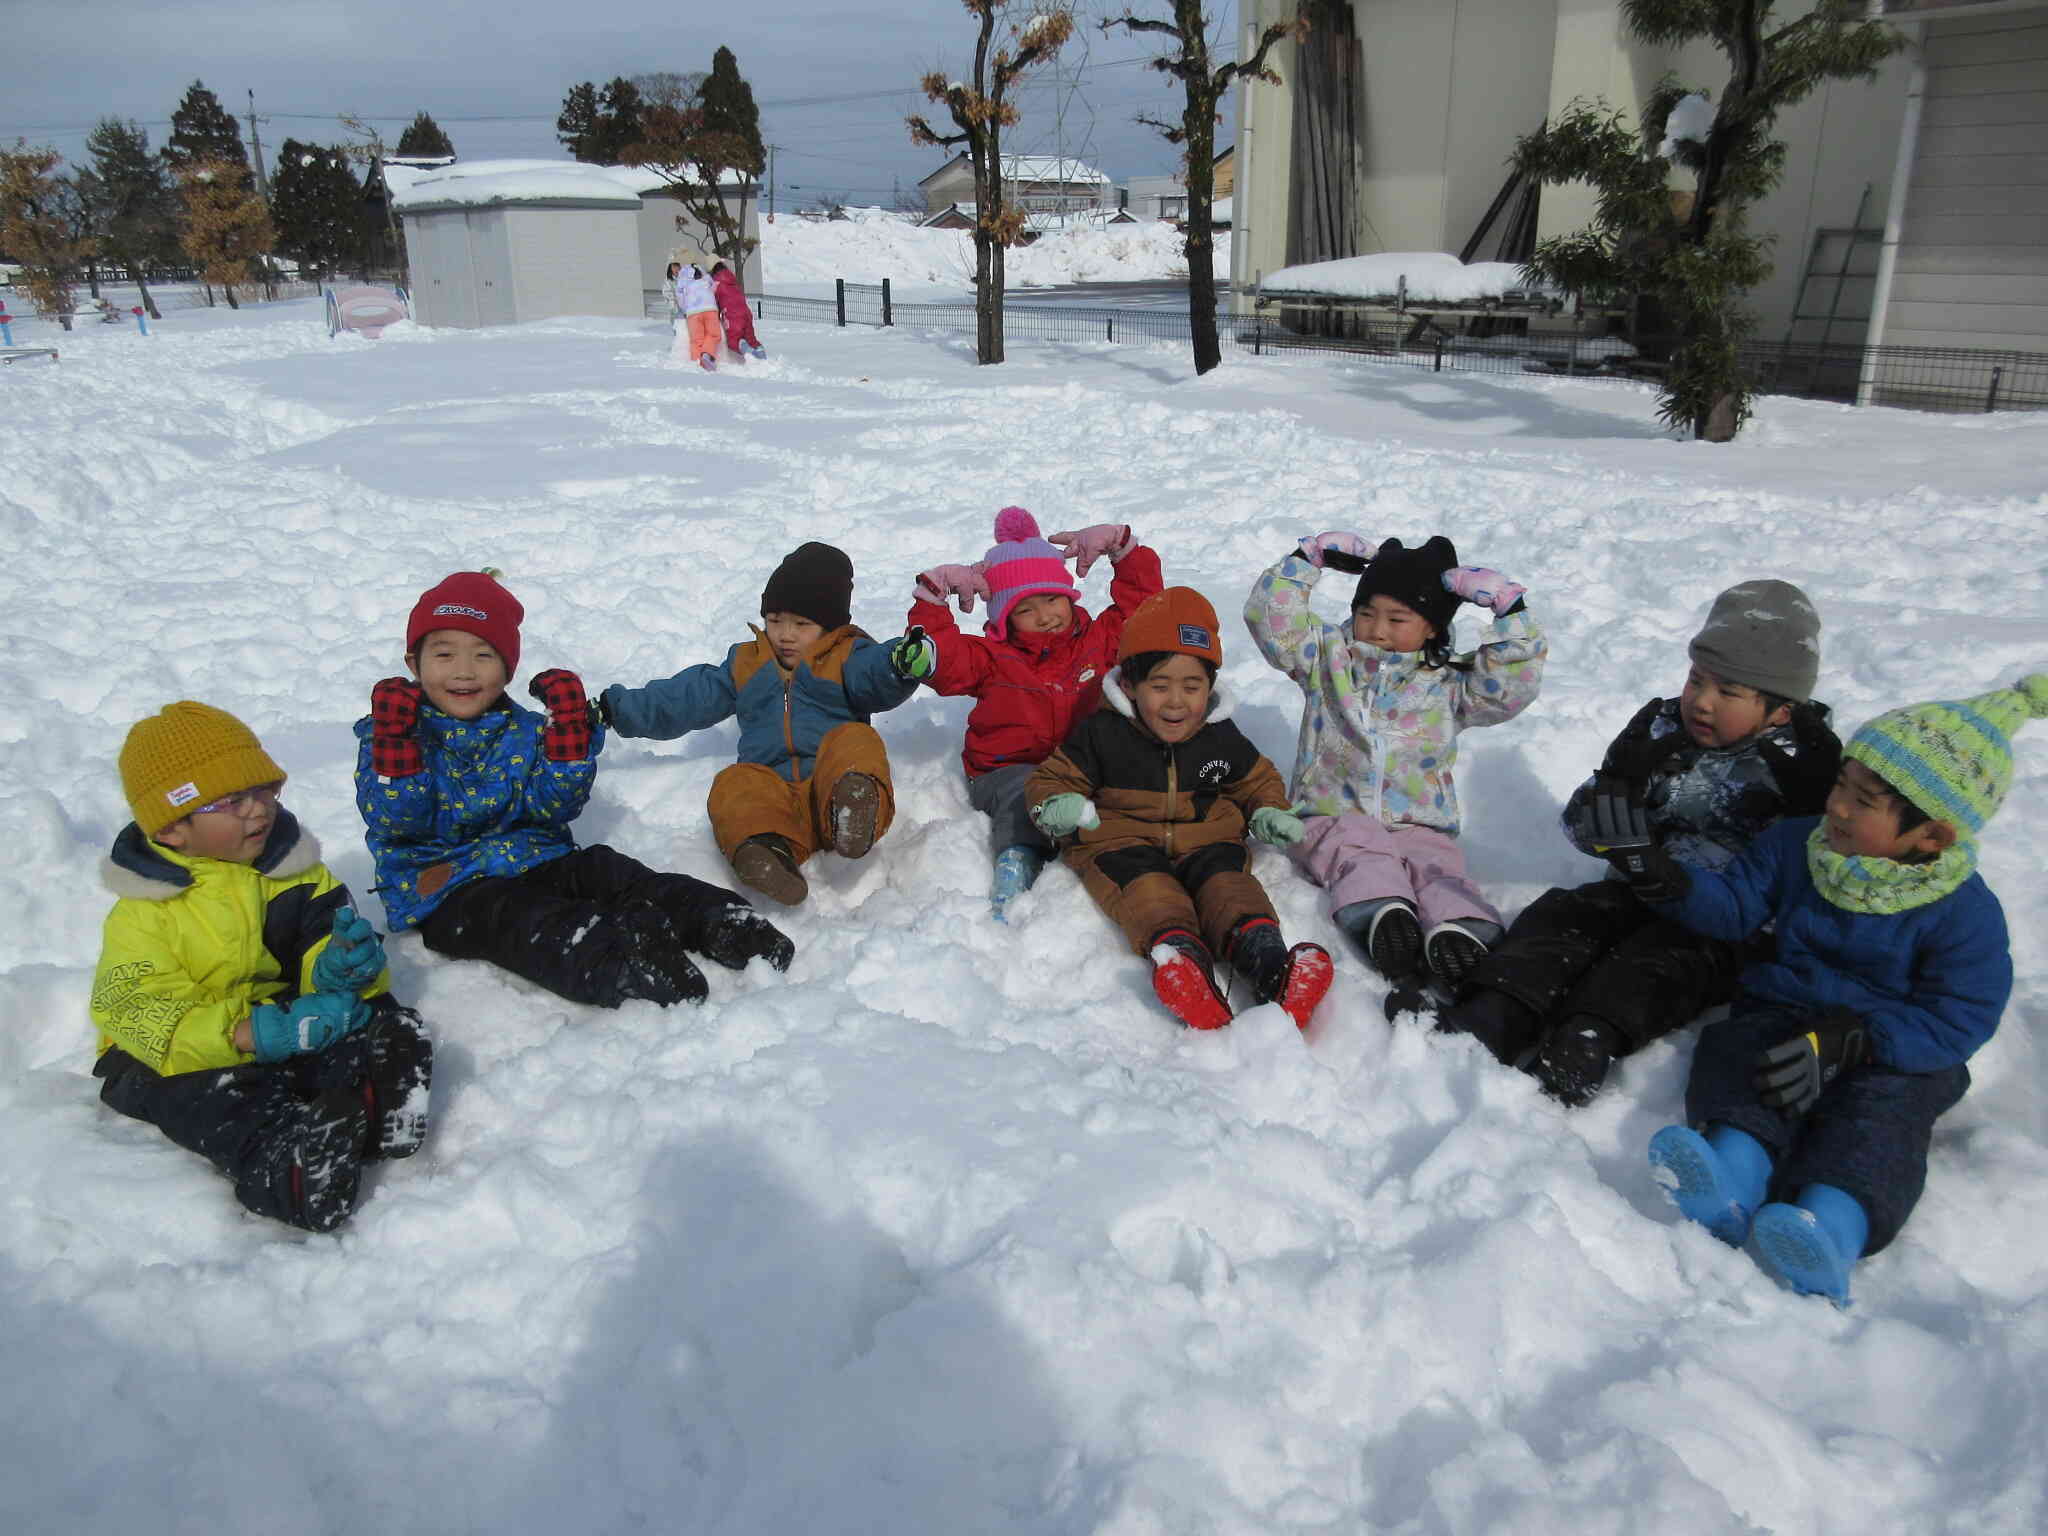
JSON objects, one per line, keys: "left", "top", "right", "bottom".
{"left": 710, "top": 262, "right": 765, "bottom": 360}
{"left": 909, "top": 506, "right": 1163, "bottom": 918}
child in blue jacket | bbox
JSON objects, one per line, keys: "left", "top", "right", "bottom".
{"left": 1591, "top": 674, "right": 2044, "bottom": 1304}
{"left": 598, "top": 542, "right": 931, "bottom": 907}
{"left": 356, "top": 569, "right": 793, "bottom": 1009}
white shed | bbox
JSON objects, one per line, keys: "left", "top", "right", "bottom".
{"left": 394, "top": 165, "right": 645, "bottom": 329}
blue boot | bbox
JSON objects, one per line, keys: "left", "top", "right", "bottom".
{"left": 1648, "top": 1123, "right": 1772, "bottom": 1245}
{"left": 1753, "top": 1184, "right": 1868, "bottom": 1305}
{"left": 990, "top": 845, "right": 1046, "bottom": 921}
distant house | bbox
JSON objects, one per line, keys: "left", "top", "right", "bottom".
{"left": 388, "top": 158, "right": 762, "bottom": 329}
{"left": 1123, "top": 149, "right": 1234, "bottom": 224}
{"left": 918, "top": 154, "right": 1113, "bottom": 216}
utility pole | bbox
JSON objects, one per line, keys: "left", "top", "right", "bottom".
{"left": 246, "top": 89, "right": 271, "bottom": 198}
{"left": 765, "top": 143, "right": 779, "bottom": 219}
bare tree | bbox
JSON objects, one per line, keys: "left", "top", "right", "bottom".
{"left": 1103, "top": 2, "right": 1304, "bottom": 374}
{"left": 908, "top": 2, "right": 1075, "bottom": 365}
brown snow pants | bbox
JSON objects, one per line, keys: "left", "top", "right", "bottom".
{"left": 707, "top": 723, "right": 895, "bottom": 865}
{"left": 1070, "top": 839, "right": 1276, "bottom": 959}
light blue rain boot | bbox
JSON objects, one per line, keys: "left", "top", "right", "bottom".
{"left": 1648, "top": 1123, "right": 1773, "bottom": 1246}
{"left": 1753, "top": 1184, "right": 1869, "bottom": 1305}
{"left": 991, "top": 845, "right": 1047, "bottom": 922}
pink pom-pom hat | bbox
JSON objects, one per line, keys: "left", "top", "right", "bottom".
{"left": 981, "top": 506, "right": 1082, "bottom": 637}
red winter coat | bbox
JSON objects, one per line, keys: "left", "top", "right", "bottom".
{"left": 910, "top": 544, "right": 1163, "bottom": 777}
{"left": 710, "top": 267, "right": 758, "bottom": 347}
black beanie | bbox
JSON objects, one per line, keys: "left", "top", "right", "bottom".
{"left": 761, "top": 541, "right": 854, "bottom": 631}
{"left": 1353, "top": 537, "right": 1460, "bottom": 634}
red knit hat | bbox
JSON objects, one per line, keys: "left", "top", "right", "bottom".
{"left": 406, "top": 569, "right": 524, "bottom": 678}
{"left": 981, "top": 506, "right": 1082, "bottom": 638}
{"left": 1117, "top": 587, "right": 1224, "bottom": 667}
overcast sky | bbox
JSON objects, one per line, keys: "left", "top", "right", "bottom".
{"left": 4, "top": 2, "right": 1243, "bottom": 206}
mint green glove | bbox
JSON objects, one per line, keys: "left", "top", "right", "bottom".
{"left": 1249, "top": 807, "right": 1306, "bottom": 846}
{"left": 1031, "top": 793, "right": 1100, "bottom": 838}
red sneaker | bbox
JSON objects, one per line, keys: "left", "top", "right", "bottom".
{"left": 1151, "top": 941, "right": 1233, "bottom": 1030}
{"left": 1276, "top": 943, "right": 1333, "bottom": 1030}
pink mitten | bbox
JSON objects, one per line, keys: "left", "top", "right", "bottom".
{"left": 914, "top": 563, "right": 991, "bottom": 612}
{"left": 1442, "top": 565, "right": 1528, "bottom": 616}
{"left": 1297, "top": 531, "right": 1374, "bottom": 569}
{"left": 1048, "top": 523, "right": 1135, "bottom": 578}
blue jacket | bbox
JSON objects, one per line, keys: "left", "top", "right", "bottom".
{"left": 600, "top": 625, "right": 917, "bottom": 780}
{"left": 1661, "top": 817, "right": 2013, "bottom": 1073}
{"left": 353, "top": 700, "right": 600, "bottom": 930}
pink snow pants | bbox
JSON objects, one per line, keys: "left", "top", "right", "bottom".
{"left": 1289, "top": 812, "right": 1501, "bottom": 930}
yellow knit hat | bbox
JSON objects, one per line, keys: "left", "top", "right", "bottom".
{"left": 119, "top": 702, "right": 286, "bottom": 835}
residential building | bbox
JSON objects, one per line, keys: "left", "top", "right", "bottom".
{"left": 918, "top": 154, "right": 1113, "bottom": 216}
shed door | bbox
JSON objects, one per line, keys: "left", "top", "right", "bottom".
{"left": 417, "top": 213, "right": 477, "bottom": 328}
{"left": 467, "top": 210, "right": 517, "bottom": 326}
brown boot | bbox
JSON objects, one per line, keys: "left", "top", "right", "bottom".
{"left": 828, "top": 773, "right": 883, "bottom": 858}
{"left": 731, "top": 835, "right": 808, "bottom": 906}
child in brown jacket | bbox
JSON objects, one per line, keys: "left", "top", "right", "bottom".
{"left": 1026, "top": 587, "right": 1333, "bottom": 1030}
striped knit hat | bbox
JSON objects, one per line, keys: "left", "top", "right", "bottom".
{"left": 981, "top": 506, "right": 1081, "bottom": 637}
{"left": 1845, "top": 673, "right": 2048, "bottom": 836}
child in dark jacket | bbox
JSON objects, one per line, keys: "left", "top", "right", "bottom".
{"left": 94, "top": 702, "right": 432, "bottom": 1232}
{"left": 1604, "top": 674, "right": 2045, "bottom": 1304}
{"left": 1026, "top": 587, "right": 1333, "bottom": 1031}
{"left": 710, "top": 262, "right": 765, "bottom": 359}
{"left": 599, "top": 542, "right": 928, "bottom": 908}
{"left": 910, "top": 506, "right": 1164, "bottom": 918}
{"left": 357, "top": 570, "right": 792, "bottom": 1010}
{"left": 1437, "top": 580, "right": 1841, "bottom": 1106}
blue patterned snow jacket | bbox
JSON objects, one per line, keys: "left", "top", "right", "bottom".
{"left": 354, "top": 699, "right": 600, "bottom": 931}
{"left": 598, "top": 624, "right": 917, "bottom": 781}
{"left": 1659, "top": 817, "right": 2013, "bottom": 1073}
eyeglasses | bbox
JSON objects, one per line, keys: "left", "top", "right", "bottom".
{"left": 189, "top": 783, "right": 283, "bottom": 816}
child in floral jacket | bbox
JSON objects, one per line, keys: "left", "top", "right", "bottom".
{"left": 1243, "top": 533, "right": 1545, "bottom": 985}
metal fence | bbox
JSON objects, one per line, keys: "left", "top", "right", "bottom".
{"left": 756, "top": 280, "right": 2048, "bottom": 415}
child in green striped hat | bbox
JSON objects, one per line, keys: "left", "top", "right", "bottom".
{"left": 1606, "top": 672, "right": 2048, "bottom": 1304}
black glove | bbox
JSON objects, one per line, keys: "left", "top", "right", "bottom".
{"left": 1585, "top": 785, "right": 1689, "bottom": 903}
{"left": 1599, "top": 698, "right": 1683, "bottom": 795}
{"left": 1320, "top": 546, "right": 1370, "bottom": 575}
{"left": 1757, "top": 701, "right": 1842, "bottom": 816}
{"left": 1753, "top": 1007, "right": 1869, "bottom": 1114}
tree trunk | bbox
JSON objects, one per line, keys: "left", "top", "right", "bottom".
{"left": 87, "top": 260, "right": 102, "bottom": 299}
{"left": 223, "top": 284, "right": 239, "bottom": 310}
{"left": 203, "top": 282, "right": 215, "bottom": 307}
{"left": 135, "top": 271, "right": 160, "bottom": 320}
{"left": 1184, "top": 82, "right": 1222, "bottom": 376}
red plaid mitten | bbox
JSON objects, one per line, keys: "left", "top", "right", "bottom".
{"left": 369, "top": 677, "right": 424, "bottom": 778}
{"left": 528, "top": 669, "right": 593, "bottom": 761}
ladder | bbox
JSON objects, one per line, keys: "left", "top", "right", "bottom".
{"left": 1782, "top": 184, "right": 1883, "bottom": 352}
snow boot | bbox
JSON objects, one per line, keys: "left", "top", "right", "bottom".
{"left": 1527, "top": 1014, "right": 1627, "bottom": 1108}
{"left": 359, "top": 1004, "right": 433, "bottom": 1160}
{"left": 283, "top": 1086, "right": 374, "bottom": 1233}
{"left": 696, "top": 901, "right": 796, "bottom": 972}
{"left": 1382, "top": 975, "right": 1451, "bottom": 1026}
{"left": 990, "top": 844, "right": 1046, "bottom": 921}
{"left": 1339, "top": 898, "right": 1422, "bottom": 981}
{"left": 1275, "top": 943, "right": 1334, "bottom": 1030}
{"left": 1432, "top": 985, "right": 1543, "bottom": 1065}
{"left": 1647, "top": 1123, "right": 1772, "bottom": 1246}
{"left": 1150, "top": 930, "right": 1232, "bottom": 1031}
{"left": 731, "top": 834, "right": 809, "bottom": 907}
{"left": 698, "top": 353, "right": 717, "bottom": 372}
{"left": 828, "top": 772, "right": 883, "bottom": 859}
{"left": 747, "top": 341, "right": 767, "bottom": 359}
{"left": 611, "top": 903, "right": 709, "bottom": 1006}
{"left": 1424, "top": 920, "right": 1491, "bottom": 987}
{"left": 1753, "top": 1184, "right": 1868, "bottom": 1306}
{"left": 1227, "top": 919, "right": 1334, "bottom": 1030}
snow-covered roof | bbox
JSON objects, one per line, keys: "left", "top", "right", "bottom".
{"left": 918, "top": 203, "right": 1135, "bottom": 234}
{"left": 387, "top": 157, "right": 750, "bottom": 209}
{"left": 1259, "top": 251, "right": 1547, "bottom": 303}
{"left": 918, "top": 152, "right": 1112, "bottom": 190}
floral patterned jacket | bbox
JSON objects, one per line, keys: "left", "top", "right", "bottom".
{"left": 1242, "top": 552, "right": 1546, "bottom": 835}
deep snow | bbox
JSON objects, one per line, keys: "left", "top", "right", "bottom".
{"left": 2, "top": 271, "right": 2045, "bottom": 1536}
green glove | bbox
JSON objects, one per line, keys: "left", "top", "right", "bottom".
{"left": 1249, "top": 807, "right": 1306, "bottom": 846}
{"left": 1031, "top": 793, "right": 1100, "bottom": 838}
{"left": 889, "top": 626, "right": 936, "bottom": 682}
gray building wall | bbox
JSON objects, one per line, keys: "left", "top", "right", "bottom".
{"left": 401, "top": 202, "right": 642, "bottom": 329}
{"left": 1882, "top": 9, "right": 2048, "bottom": 350}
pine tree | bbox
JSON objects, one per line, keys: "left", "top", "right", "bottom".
{"left": 1514, "top": 0, "right": 1900, "bottom": 441}
{"left": 908, "top": 3, "right": 1076, "bottom": 365}
{"left": 270, "top": 140, "right": 364, "bottom": 278}
{"left": 396, "top": 112, "right": 455, "bottom": 159}
{"left": 0, "top": 144, "right": 86, "bottom": 329}
{"left": 557, "top": 82, "right": 602, "bottom": 161}
{"left": 175, "top": 159, "right": 274, "bottom": 309}
{"left": 78, "top": 118, "right": 177, "bottom": 319}
{"left": 698, "top": 48, "right": 764, "bottom": 175}
{"left": 595, "top": 78, "right": 646, "bottom": 163}
{"left": 625, "top": 53, "right": 766, "bottom": 273}
{"left": 164, "top": 82, "right": 249, "bottom": 179}
{"left": 1102, "top": 3, "right": 1304, "bottom": 375}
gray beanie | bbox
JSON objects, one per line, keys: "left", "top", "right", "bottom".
{"left": 1687, "top": 580, "right": 1821, "bottom": 702}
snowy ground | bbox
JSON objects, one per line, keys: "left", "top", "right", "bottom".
{"left": 3, "top": 290, "right": 2045, "bottom": 1536}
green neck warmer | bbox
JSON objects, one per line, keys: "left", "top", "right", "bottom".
{"left": 1805, "top": 822, "right": 1976, "bottom": 915}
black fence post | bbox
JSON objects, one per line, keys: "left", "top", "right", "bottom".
{"left": 883, "top": 278, "right": 892, "bottom": 327}
{"left": 1107, "top": 316, "right": 1114, "bottom": 343}
{"left": 1986, "top": 365, "right": 2003, "bottom": 413}
{"left": 835, "top": 278, "right": 846, "bottom": 327}
{"left": 1433, "top": 338, "right": 1444, "bottom": 373}
{"left": 1254, "top": 318, "right": 1262, "bottom": 357}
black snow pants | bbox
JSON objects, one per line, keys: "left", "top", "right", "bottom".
{"left": 1457, "top": 877, "right": 1750, "bottom": 1061}
{"left": 419, "top": 843, "right": 757, "bottom": 1008}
